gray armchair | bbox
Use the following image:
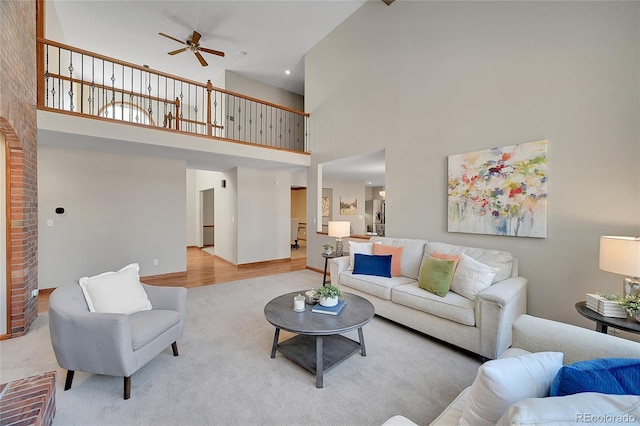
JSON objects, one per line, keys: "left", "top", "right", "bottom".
{"left": 48, "top": 283, "right": 187, "bottom": 399}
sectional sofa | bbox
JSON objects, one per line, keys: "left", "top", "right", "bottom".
{"left": 329, "top": 236, "right": 527, "bottom": 360}
{"left": 384, "top": 314, "right": 640, "bottom": 425}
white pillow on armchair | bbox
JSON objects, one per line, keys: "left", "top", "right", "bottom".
{"left": 79, "top": 262, "right": 152, "bottom": 315}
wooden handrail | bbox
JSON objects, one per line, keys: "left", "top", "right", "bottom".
{"left": 38, "top": 37, "right": 308, "bottom": 118}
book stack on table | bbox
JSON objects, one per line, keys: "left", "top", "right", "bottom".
{"left": 586, "top": 293, "right": 627, "bottom": 318}
{"left": 312, "top": 300, "right": 346, "bottom": 315}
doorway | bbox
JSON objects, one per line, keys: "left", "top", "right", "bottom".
{"left": 291, "top": 187, "right": 306, "bottom": 259}
{"left": 200, "top": 188, "right": 214, "bottom": 250}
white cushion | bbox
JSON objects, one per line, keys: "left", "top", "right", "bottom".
{"left": 426, "top": 241, "right": 514, "bottom": 282}
{"left": 459, "top": 351, "right": 564, "bottom": 426}
{"left": 496, "top": 393, "right": 640, "bottom": 425}
{"left": 450, "top": 253, "right": 498, "bottom": 300}
{"left": 79, "top": 263, "right": 152, "bottom": 315}
{"left": 348, "top": 241, "right": 374, "bottom": 270}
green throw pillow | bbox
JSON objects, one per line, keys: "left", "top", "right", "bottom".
{"left": 418, "top": 257, "right": 456, "bottom": 297}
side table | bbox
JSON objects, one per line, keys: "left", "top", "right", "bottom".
{"left": 575, "top": 301, "right": 640, "bottom": 335}
{"left": 321, "top": 252, "right": 348, "bottom": 286}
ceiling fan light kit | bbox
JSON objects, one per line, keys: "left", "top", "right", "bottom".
{"left": 159, "top": 30, "right": 225, "bottom": 67}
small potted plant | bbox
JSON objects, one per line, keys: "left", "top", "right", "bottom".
{"left": 322, "top": 243, "right": 334, "bottom": 255}
{"left": 315, "top": 285, "right": 343, "bottom": 307}
{"left": 618, "top": 294, "right": 640, "bottom": 322}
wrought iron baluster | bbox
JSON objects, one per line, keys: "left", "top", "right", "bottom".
{"left": 120, "top": 64, "right": 124, "bottom": 121}
{"left": 110, "top": 61, "right": 116, "bottom": 119}
{"left": 45, "top": 44, "right": 49, "bottom": 107}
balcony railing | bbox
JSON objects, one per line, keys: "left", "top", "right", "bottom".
{"left": 36, "top": 38, "right": 309, "bottom": 153}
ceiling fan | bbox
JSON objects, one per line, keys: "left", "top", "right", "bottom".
{"left": 158, "top": 30, "right": 225, "bottom": 67}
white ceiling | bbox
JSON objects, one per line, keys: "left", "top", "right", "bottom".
{"left": 46, "top": 0, "right": 386, "bottom": 185}
{"left": 48, "top": 0, "right": 368, "bottom": 96}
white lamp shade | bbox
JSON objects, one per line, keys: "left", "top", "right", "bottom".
{"left": 599, "top": 236, "right": 640, "bottom": 277}
{"left": 328, "top": 221, "right": 350, "bottom": 238}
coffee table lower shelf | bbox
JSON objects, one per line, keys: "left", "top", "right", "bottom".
{"left": 275, "top": 334, "right": 363, "bottom": 388}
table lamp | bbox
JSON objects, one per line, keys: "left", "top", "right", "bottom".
{"left": 328, "top": 221, "right": 350, "bottom": 256}
{"left": 599, "top": 236, "right": 640, "bottom": 296}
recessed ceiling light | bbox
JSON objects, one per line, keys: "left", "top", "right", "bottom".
{"left": 237, "top": 51, "right": 247, "bottom": 58}
{"left": 367, "top": 181, "right": 373, "bottom": 185}
{"left": 285, "top": 70, "right": 291, "bottom": 75}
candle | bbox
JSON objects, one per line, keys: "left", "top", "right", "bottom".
{"left": 293, "top": 294, "right": 305, "bottom": 312}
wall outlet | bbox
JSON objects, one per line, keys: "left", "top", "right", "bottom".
{"left": 31, "top": 289, "right": 39, "bottom": 298}
{"left": 153, "top": 259, "right": 159, "bottom": 266}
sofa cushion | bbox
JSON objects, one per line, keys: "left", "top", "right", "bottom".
{"left": 392, "top": 283, "right": 476, "bottom": 326}
{"left": 550, "top": 358, "right": 640, "bottom": 396}
{"left": 347, "top": 241, "right": 375, "bottom": 271}
{"left": 460, "top": 351, "right": 564, "bottom": 426}
{"left": 339, "top": 271, "right": 415, "bottom": 300}
{"left": 79, "top": 263, "right": 153, "bottom": 315}
{"left": 352, "top": 253, "right": 392, "bottom": 278}
{"left": 370, "top": 237, "right": 428, "bottom": 280}
{"left": 372, "top": 244, "right": 404, "bottom": 277}
{"left": 496, "top": 393, "right": 640, "bottom": 426}
{"left": 129, "top": 309, "right": 180, "bottom": 351}
{"left": 426, "top": 242, "right": 514, "bottom": 283}
{"left": 450, "top": 254, "right": 498, "bottom": 300}
{"left": 418, "top": 257, "right": 456, "bottom": 297}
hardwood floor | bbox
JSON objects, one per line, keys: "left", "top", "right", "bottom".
{"left": 38, "top": 246, "right": 308, "bottom": 313}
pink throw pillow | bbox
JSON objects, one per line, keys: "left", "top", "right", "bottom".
{"left": 372, "top": 244, "right": 403, "bottom": 277}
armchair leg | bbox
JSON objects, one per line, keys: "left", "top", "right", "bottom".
{"left": 124, "top": 376, "right": 131, "bottom": 400}
{"left": 64, "top": 370, "right": 75, "bottom": 391}
{"left": 171, "top": 341, "right": 179, "bottom": 356}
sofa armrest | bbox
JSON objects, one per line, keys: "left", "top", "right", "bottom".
{"left": 512, "top": 314, "right": 640, "bottom": 364}
{"left": 476, "top": 277, "right": 528, "bottom": 359}
{"left": 329, "top": 256, "right": 350, "bottom": 285}
{"left": 49, "top": 309, "right": 136, "bottom": 376}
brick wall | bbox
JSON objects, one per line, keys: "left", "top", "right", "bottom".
{"left": 0, "top": 0, "right": 39, "bottom": 336}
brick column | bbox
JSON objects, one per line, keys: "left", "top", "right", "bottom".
{"left": 0, "top": 0, "right": 39, "bottom": 337}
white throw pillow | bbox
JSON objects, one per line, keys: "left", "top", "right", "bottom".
{"left": 459, "top": 352, "right": 564, "bottom": 426}
{"left": 79, "top": 263, "right": 152, "bottom": 315}
{"left": 348, "top": 241, "right": 373, "bottom": 270}
{"left": 450, "top": 253, "right": 499, "bottom": 300}
{"left": 496, "top": 393, "right": 640, "bottom": 425}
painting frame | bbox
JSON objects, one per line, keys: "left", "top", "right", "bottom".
{"left": 447, "top": 140, "right": 548, "bottom": 238}
{"left": 339, "top": 196, "right": 358, "bottom": 215}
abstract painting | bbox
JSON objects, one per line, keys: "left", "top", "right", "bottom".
{"left": 448, "top": 140, "right": 548, "bottom": 238}
{"left": 322, "top": 197, "right": 330, "bottom": 217}
{"left": 340, "top": 196, "right": 358, "bottom": 215}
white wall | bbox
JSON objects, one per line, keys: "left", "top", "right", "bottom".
{"left": 305, "top": 1, "right": 640, "bottom": 329}
{"left": 225, "top": 71, "right": 304, "bottom": 111}
{"left": 38, "top": 145, "right": 187, "bottom": 287}
{"left": 216, "top": 168, "right": 238, "bottom": 264}
{"left": 237, "top": 167, "right": 292, "bottom": 264}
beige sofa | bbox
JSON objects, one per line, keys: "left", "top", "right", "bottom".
{"left": 329, "top": 237, "right": 527, "bottom": 360}
{"left": 384, "top": 314, "right": 640, "bottom": 425}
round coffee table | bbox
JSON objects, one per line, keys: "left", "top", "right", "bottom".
{"left": 264, "top": 291, "right": 375, "bottom": 388}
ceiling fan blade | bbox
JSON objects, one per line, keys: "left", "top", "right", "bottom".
{"left": 159, "top": 32, "right": 187, "bottom": 45}
{"left": 168, "top": 47, "right": 189, "bottom": 56}
{"left": 382, "top": 0, "right": 395, "bottom": 5}
{"left": 195, "top": 51, "right": 208, "bottom": 67}
{"left": 191, "top": 30, "right": 202, "bottom": 45}
{"left": 198, "top": 47, "right": 225, "bottom": 57}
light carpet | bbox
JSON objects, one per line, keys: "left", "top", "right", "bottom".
{"left": 0, "top": 270, "right": 481, "bottom": 426}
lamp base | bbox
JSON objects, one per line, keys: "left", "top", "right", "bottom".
{"left": 335, "top": 238, "right": 344, "bottom": 256}
{"left": 624, "top": 276, "right": 640, "bottom": 297}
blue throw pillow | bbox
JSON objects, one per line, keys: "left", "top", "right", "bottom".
{"left": 352, "top": 253, "right": 392, "bottom": 278}
{"left": 550, "top": 358, "right": 640, "bottom": 396}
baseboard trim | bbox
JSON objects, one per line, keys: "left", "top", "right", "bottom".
{"left": 141, "top": 271, "right": 187, "bottom": 281}
{"left": 306, "top": 266, "right": 325, "bottom": 275}
{"left": 237, "top": 258, "right": 291, "bottom": 269}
